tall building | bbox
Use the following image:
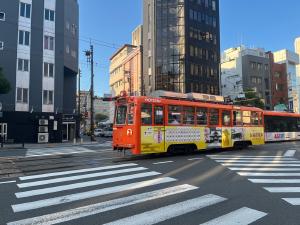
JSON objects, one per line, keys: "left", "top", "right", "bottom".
{"left": 0, "top": 0, "right": 79, "bottom": 143}
{"left": 221, "top": 46, "right": 272, "bottom": 109}
{"left": 295, "top": 37, "right": 300, "bottom": 56}
{"left": 143, "top": 0, "right": 220, "bottom": 95}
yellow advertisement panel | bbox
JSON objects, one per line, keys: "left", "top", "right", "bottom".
{"left": 141, "top": 126, "right": 165, "bottom": 154}
{"left": 244, "top": 127, "right": 265, "bottom": 145}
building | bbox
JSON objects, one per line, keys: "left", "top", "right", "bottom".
{"left": 221, "top": 46, "right": 272, "bottom": 109}
{"left": 0, "top": 0, "right": 79, "bottom": 143}
{"left": 109, "top": 26, "right": 143, "bottom": 97}
{"left": 295, "top": 37, "right": 300, "bottom": 56}
{"left": 273, "top": 49, "right": 300, "bottom": 112}
{"left": 143, "top": 0, "right": 220, "bottom": 95}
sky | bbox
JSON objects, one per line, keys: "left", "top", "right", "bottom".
{"left": 78, "top": 0, "right": 300, "bottom": 96}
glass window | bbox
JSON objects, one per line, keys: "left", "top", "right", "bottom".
{"left": 233, "top": 111, "right": 242, "bottom": 126}
{"left": 209, "top": 109, "right": 219, "bottom": 126}
{"left": 0, "top": 41, "right": 3, "bottom": 50}
{"left": 23, "top": 59, "right": 29, "bottom": 71}
{"left": 127, "top": 104, "right": 134, "bottom": 125}
{"left": 251, "top": 111, "right": 259, "bottom": 125}
{"left": 26, "top": 4, "right": 31, "bottom": 18}
{"left": 20, "top": 3, "right": 26, "bottom": 17}
{"left": 222, "top": 110, "right": 231, "bottom": 126}
{"left": 17, "top": 88, "right": 22, "bottom": 102}
{"left": 49, "top": 64, "right": 54, "bottom": 77}
{"left": 0, "top": 12, "right": 6, "bottom": 21}
{"left": 196, "top": 108, "right": 207, "bottom": 125}
{"left": 154, "top": 106, "right": 164, "bottom": 125}
{"left": 141, "top": 104, "right": 152, "bottom": 125}
{"left": 168, "top": 105, "right": 182, "bottom": 125}
{"left": 44, "top": 63, "right": 48, "bottom": 77}
{"left": 23, "top": 88, "right": 28, "bottom": 103}
{"left": 115, "top": 105, "right": 127, "bottom": 125}
{"left": 24, "top": 31, "right": 30, "bottom": 45}
{"left": 45, "top": 9, "right": 50, "bottom": 20}
{"left": 183, "top": 107, "right": 195, "bottom": 125}
{"left": 19, "top": 30, "right": 24, "bottom": 45}
{"left": 18, "top": 59, "right": 23, "bottom": 71}
{"left": 48, "top": 91, "right": 53, "bottom": 105}
{"left": 242, "top": 111, "right": 251, "bottom": 126}
{"left": 50, "top": 10, "right": 55, "bottom": 21}
{"left": 43, "top": 90, "right": 48, "bottom": 104}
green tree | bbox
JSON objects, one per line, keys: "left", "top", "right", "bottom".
{"left": 95, "top": 113, "right": 108, "bottom": 122}
{"left": 0, "top": 67, "right": 11, "bottom": 94}
{"left": 235, "top": 89, "right": 265, "bottom": 109}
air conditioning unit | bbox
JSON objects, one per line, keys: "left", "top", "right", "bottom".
{"left": 39, "top": 119, "right": 48, "bottom": 126}
{"left": 39, "top": 126, "right": 48, "bottom": 133}
{"left": 38, "top": 133, "right": 49, "bottom": 143}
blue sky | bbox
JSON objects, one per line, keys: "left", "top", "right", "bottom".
{"left": 78, "top": 0, "right": 300, "bottom": 96}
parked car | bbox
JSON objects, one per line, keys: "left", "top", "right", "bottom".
{"left": 103, "top": 127, "right": 113, "bottom": 137}
{"left": 94, "top": 128, "right": 104, "bottom": 137}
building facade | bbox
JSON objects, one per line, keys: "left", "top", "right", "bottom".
{"left": 143, "top": 0, "right": 220, "bottom": 95}
{"left": 221, "top": 46, "right": 272, "bottom": 109}
{"left": 0, "top": 0, "right": 79, "bottom": 143}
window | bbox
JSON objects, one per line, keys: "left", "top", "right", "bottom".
{"left": 242, "top": 111, "right": 251, "bottom": 125}
{"left": 209, "top": 109, "right": 219, "bottom": 126}
{"left": 0, "top": 12, "right": 5, "bottom": 21}
{"left": 183, "top": 107, "right": 195, "bottom": 125}
{"left": 115, "top": 105, "right": 127, "bottom": 125}
{"left": 19, "top": 30, "right": 30, "bottom": 46}
{"left": 18, "top": 59, "right": 29, "bottom": 72}
{"left": 0, "top": 41, "right": 3, "bottom": 50}
{"left": 222, "top": 110, "right": 231, "bottom": 126}
{"left": 16, "top": 88, "right": 28, "bottom": 103}
{"left": 45, "top": 9, "right": 55, "bottom": 21}
{"left": 66, "top": 45, "right": 70, "bottom": 54}
{"left": 233, "top": 111, "right": 242, "bottom": 126}
{"left": 251, "top": 112, "right": 259, "bottom": 125}
{"left": 154, "top": 106, "right": 164, "bottom": 125}
{"left": 20, "top": 2, "right": 31, "bottom": 18}
{"left": 274, "top": 72, "right": 281, "bottom": 78}
{"left": 44, "top": 63, "right": 54, "bottom": 77}
{"left": 44, "top": 36, "right": 54, "bottom": 50}
{"left": 127, "top": 104, "right": 134, "bottom": 125}
{"left": 43, "top": 90, "right": 54, "bottom": 105}
{"left": 168, "top": 105, "right": 182, "bottom": 125}
{"left": 212, "top": 0, "right": 216, "bottom": 10}
{"left": 196, "top": 108, "right": 208, "bottom": 125}
{"left": 141, "top": 104, "right": 152, "bottom": 125}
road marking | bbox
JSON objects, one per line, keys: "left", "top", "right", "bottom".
{"left": 215, "top": 160, "right": 299, "bottom": 163}
{"left": 16, "top": 171, "right": 161, "bottom": 198}
{"left": 249, "top": 179, "right": 300, "bottom": 183}
{"left": 209, "top": 157, "right": 295, "bottom": 161}
{"left": 188, "top": 158, "right": 203, "bottom": 161}
{"left": 19, "top": 163, "right": 137, "bottom": 181}
{"left": 103, "top": 194, "right": 227, "bottom": 225}
{"left": 153, "top": 161, "right": 174, "bottom": 165}
{"left": 199, "top": 207, "right": 267, "bottom": 225}
{"left": 264, "top": 187, "right": 300, "bottom": 193}
{"left": 238, "top": 172, "right": 300, "bottom": 177}
{"left": 12, "top": 177, "right": 176, "bottom": 212}
{"left": 284, "top": 150, "right": 296, "bottom": 157}
{"left": 221, "top": 163, "right": 300, "bottom": 167}
{"left": 209, "top": 155, "right": 287, "bottom": 158}
{"left": 282, "top": 198, "right": 300, "bottom": 205}
{"left": 8, "top": 184, "right": 197, "bottom": 225}
{"left": 18, "top": 167, "right": 148, "bottom": 188}
{"left": 0, "top": 180, "right": 16, "bottom": 184}
{"left": 229, "top": 167, "right": 300, "bottom": 171}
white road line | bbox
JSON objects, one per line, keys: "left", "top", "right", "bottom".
{"left": 0, "top": 180, "right": 16, "bottom": 184}
{"left": 215, "top": 160, "right": 299, "bottom": 163}
{"left": 153, "top": 161, "right": 174, "bottom": 165}
{"left": 284, "top": 150, "right": 297, "bottom": 157}
{"left": 209, "top": 155, "right": 287, "bottom": 158}
{"left": 199, "top": 207, "right": 267, "bottom": 225}
{"left": 19, "top": 163, "right": 137, "bottom": 181}
{"left": 264, "top": 187, "right": 300, "bottom": 193}
{"left": 103, "top": 194, "right": 227, "bottom": 225}
{"left": 249, "top": 179, "right": 300, "bottom": 183}
{"left": 18, "top": 167, "right": 148, "bottom": 188}
{"left": 209, "top": 157, "right": 295, "bottom": 161}
{"left": 188, "top": 158, "right": 203, "bottom": 161}
{"left": 229, "top": 168, "right": 300, "bottom": 171}
{"left": 8, "top": 184, "right": 197, "bottom": 225}
{"left": 238, "top": 172, "right": 300, "bottom": 177}
{"left": 282, "top": 198, "right": 300, "bottom": 205}
{"left": 16, "top": 171, "right": 161, "bottom": 198}
{"left": 221, "top": 163, "right": 300, "bottom": 167}
{"left": 12, "top": 177, "right": 176, "bottom": 212}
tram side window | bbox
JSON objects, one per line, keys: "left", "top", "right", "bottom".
{"left": 141, "top": 104, "right": 152, "bottom": 125}
{"left": 209, "top": 109, "right": 219, "bottom": 126}
{"left": 233, "top": 111, "right": 242, "bottom": 126}
{"left": 251, "top": 112, "right": 259, "bottom": 125}
{"left": 242, "top": 111, "right": 251, "bottom": 126}
{"left": 183, "top": 107, "right": 195, "bottom": 125}
{"left": 222, "top": 110, "right": 231, "bottom": 126}
{"left": 196, "top": 108, "right": 208, "bottom": 125}
{"left": 154, "top": 106, "right": 164, "bottom": 125}
{"left": 168, "top": 105, "right": 182, "bottom": 125}
{"left": 127, "top": 104, "right": 134, "bottom": 125}
{"left": 115, "top": 105, "right": 127, "bottom": 125}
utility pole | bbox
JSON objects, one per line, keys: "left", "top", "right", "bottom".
{"left": 85, "top": 45, "right": 95, "bottom": 142}
{"left": 78, "top": 68, "right": 81, "bottom": 116}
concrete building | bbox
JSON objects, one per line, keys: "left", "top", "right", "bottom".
{"left": 273, "top": 49, "right": 300, "bottom": 112}
{"left": 221, "top": 46, "right": 272, "bottom": 109}
{"left": 143, "top": 0, "right": 220, "bottom": 95}
{"left": 295, "top": 37, "right": 300, "bottom": 56}
{"left": 0, "top": 0, "right": 79, "bottom": 143}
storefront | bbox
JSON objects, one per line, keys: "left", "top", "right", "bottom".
{"left": 62, "top": 115, "right": 77, "bottom": 142}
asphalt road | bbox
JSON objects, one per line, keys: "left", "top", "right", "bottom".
{"left": 0, "top": 141, "right": 300, "bottom": 225}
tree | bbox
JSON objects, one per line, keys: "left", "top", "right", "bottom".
{"left": 95, "top": 113, "right": 108, "bottom": 122}
{"left": 0, "top": 67, "right": 11, "bottom": 94}
{"left": 235, "top": 89, "right": 265, "bottom": 109}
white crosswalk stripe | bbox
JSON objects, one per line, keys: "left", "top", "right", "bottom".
{"left": 25, "top": 146, "right": 95, "bottom": 157}
{"left": 7, "top": 162, "right": 268, "bottom": 225}
{"left": 209, "top": 155, "right": 300, "bottom": 205}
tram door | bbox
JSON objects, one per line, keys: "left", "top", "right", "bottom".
{"left": 0, "top": 123, "right": 7, "bottom": 141}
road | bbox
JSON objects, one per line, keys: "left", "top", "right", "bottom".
{"left": 0, "top": 141, "right": 300, "bottom": 225}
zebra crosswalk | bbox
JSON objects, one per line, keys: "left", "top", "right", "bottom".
{"left": 6, "top": 162, "right": 267, "bottom": 225}
{"left": 25, "top": 146, "right": 95, "bottom": 157}
{"left": 209, "top": 154, "right": 300, "bottom": 206}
